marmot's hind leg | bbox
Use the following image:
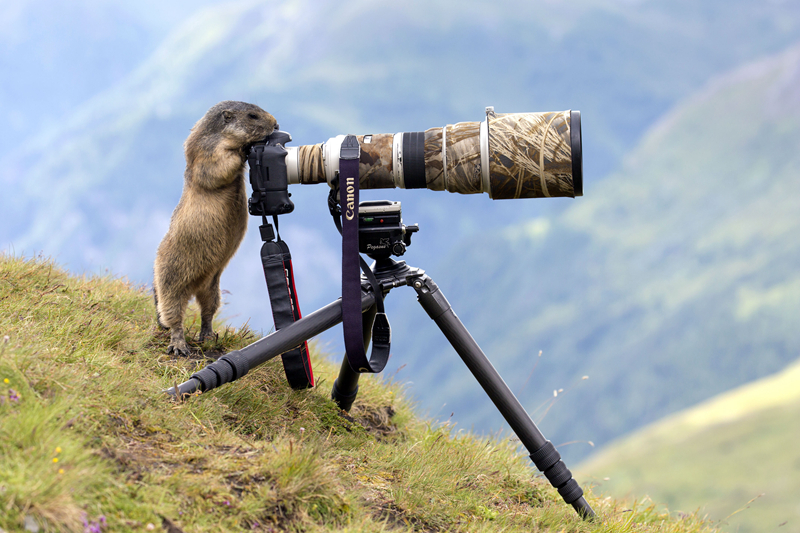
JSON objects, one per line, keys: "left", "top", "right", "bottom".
{"left": 157, "top": 288, "right": 192, "bottom": 356}
{"left": 196, "top": 271, "right": 222, "bottom": 342}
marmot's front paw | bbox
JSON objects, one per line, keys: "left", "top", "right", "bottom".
{"left": 168, "top": 339, "right": 191, "bottom": 357}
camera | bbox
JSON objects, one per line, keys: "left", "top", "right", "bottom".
{"left": 247, "top": 130, "right": 294, "bottom": 217}
{"left": 281, "top": 107, "right": 582, "bottom": 200}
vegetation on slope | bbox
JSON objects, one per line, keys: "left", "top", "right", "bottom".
{"left": 0, "top": 253, "right": 720, "bottom": 532}
{"left": 576, "top": 358, "right": 800, "bottom": 533}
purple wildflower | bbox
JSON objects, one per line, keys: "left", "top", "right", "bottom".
{"left": 81, "top": 513, "right": 106, "bottom": 533}
{"left": 8, "top": 389, "right": 20, "bottom": 402}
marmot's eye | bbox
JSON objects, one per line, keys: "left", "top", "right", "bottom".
{"left": 248, "top": 113, "right": 258, "bottom": 120}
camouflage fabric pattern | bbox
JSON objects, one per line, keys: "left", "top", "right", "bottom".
{"left": 444, "top": 121, "right": 483, "bottom": 194}
{"left": 296, "top": 143, "right": 326, "bottom": 184}
{"left": 423, "top": 127, "right": 445, "bottom": 190}
{"left": 357, "top": 134, "right": 395, "bottom": 189}
{"left": 293, "top": 111, "right": 576, "bottom": 198}
{"left": 488, "top": 111, "right": 575, "bottom": 199}
{"left": 294, "top": 136, "right": 396, "bottom": 189}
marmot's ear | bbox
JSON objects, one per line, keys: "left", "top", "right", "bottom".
{"left": 222, "top": 110, "right": 235, "bottom": 123}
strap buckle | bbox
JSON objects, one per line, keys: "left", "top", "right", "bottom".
{"left": 340, "top": 134, "right": 360, "bottom": 160}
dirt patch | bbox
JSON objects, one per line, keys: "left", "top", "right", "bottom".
{"left": 376, "top": 501, "right": 440, "bottom": 532}
{"left": 99, "top": 437, "right": 171, "bottom": 482}
{"left": 225, "top": 471, "right": 270, "bottom": 498}
{"left": 339, "top": 405, "right": 398, "bottom": 439}
{"left": 161, "top": 515, "right": 187, "bottom": 533}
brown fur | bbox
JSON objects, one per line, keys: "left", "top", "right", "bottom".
{"left": 154, "top": 101, "right": 277, "bottom": 355}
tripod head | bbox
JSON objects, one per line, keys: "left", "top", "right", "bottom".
{"left": 357, "top": 200, "right": 419, "bottom": 260}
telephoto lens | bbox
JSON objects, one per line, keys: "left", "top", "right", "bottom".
{"left": 285, "top": 107, "right": 581, "bottom": 199}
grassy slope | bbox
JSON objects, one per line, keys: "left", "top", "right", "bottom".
{"left": 575, "top": 360, "right": 800, "bottom": 533}
{"left": 0, "top": 253, "right": 720, "bottom": 533}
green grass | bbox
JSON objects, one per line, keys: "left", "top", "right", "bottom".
{"left": 575, "top": 360, "right": 800, "bottom": 533}
{"left": 0, "top": 253, "right": 721, "bottom": 532}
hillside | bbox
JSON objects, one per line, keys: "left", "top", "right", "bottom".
{"left": 390, "top": 42, "right": 800, "bottom": 462}
{"left": 4, "top": 0, "right": 800, "bottom": 468}
{"left": 575, "top": 358, "right": 800, "bottom": 533}
{"left": 0, "top": 253, "right": 719, "bottom": 532}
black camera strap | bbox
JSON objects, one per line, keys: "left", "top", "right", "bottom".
{"left": 334, "top": 135, "right": 391, "bottom": 374}
{"left": 259, "top": 215, "right": 315, "bottom": 389}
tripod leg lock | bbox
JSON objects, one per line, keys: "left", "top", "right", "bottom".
{"left": 409, "top": 275, "right": 450, "bottom": 320}
{"left": 190, "top": 350, "right": 251, "bottom": 392}
{"left": 530, "top": 440, "right": 584, "bottom": 504}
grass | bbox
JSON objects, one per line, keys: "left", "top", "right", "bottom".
{"left": 0, "top": 252, "right": 722, "bottom": 532}
{"left": 575, "top": 360, "right": 800, "bottom": 533}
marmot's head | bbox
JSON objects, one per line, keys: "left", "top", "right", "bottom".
{"left": 187, "top": 101, "right": 277, "bottom": 158}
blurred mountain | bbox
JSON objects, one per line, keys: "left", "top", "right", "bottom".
{"left": 575, "top": 357, "right": 800, "bottom": 532}
{"left": 394, "top": 41, "right": 800, "bottom": 463}
{"left": 2, "top": 0, "right": 800, "bottom": 463}
{"left": 0, "top": 0, "right": 221, "bottom": 160}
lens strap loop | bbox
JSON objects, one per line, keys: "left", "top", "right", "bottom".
{"left": 338, "top": 135, "right": 391, "bottom": 374}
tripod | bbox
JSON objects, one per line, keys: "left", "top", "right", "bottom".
{"left": 167, "top": 255, "right": 596, "bottom": 520}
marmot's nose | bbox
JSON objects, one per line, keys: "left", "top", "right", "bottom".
{"left": 274, "top": 124, "right": 280, "bottom": 130}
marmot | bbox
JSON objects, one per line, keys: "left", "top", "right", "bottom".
{"left": 154, "top": 101, "right": 277, "bottom": 356}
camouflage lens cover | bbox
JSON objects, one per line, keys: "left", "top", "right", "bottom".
{"left": 488, "top": 110, "right": 577, "bottom": 199}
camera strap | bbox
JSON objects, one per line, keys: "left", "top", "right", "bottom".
{"left": 335, "top": 135, "right": 391, "bottom": 374}
{"left": 259, "top": 215, "right": 315, "bottom": 389}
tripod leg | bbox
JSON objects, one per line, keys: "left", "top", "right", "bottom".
{"left": 166, "top": 290, "right": 377, "bottom": 398}
{"left": 332, "top": 304, "right": 376, "bottom": 411}
{"left": 409, "top": 273, "right": 595, "bottom": 520}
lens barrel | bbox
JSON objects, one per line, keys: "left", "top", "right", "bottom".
{"left": 285, "top": 108, "right": 582, "bottom": 199}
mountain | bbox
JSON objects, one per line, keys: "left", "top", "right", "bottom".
{"left": 3, "top": 0, "right": 800, "bottom": 464}
{"left": 4, "top": 0, "right": 800, "bottom": 291}
{"left": 0, "top": 0, "right": 221, "bottom": 161}
{"left": 574, "top": 357, "right": 800, "bottom": 533}
{"left": 390, "top": 42, "right": 800, "bottom": 462}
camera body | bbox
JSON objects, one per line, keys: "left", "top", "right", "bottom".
{"left": 247, "top": 132, "right": 418, "bottom": 260}
{"left": 247, "top": 130, "right": 294, "bottom": 217}
{"left": 358, "top": 200, "right": 418, "bottom": 260}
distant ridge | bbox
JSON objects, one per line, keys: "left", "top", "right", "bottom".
{"left": 575, "top": 357, "right": 800, "bottom": 533}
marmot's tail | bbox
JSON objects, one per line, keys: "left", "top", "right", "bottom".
{"left": 153, "top": 285, "right": 168, "bottom": 330}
